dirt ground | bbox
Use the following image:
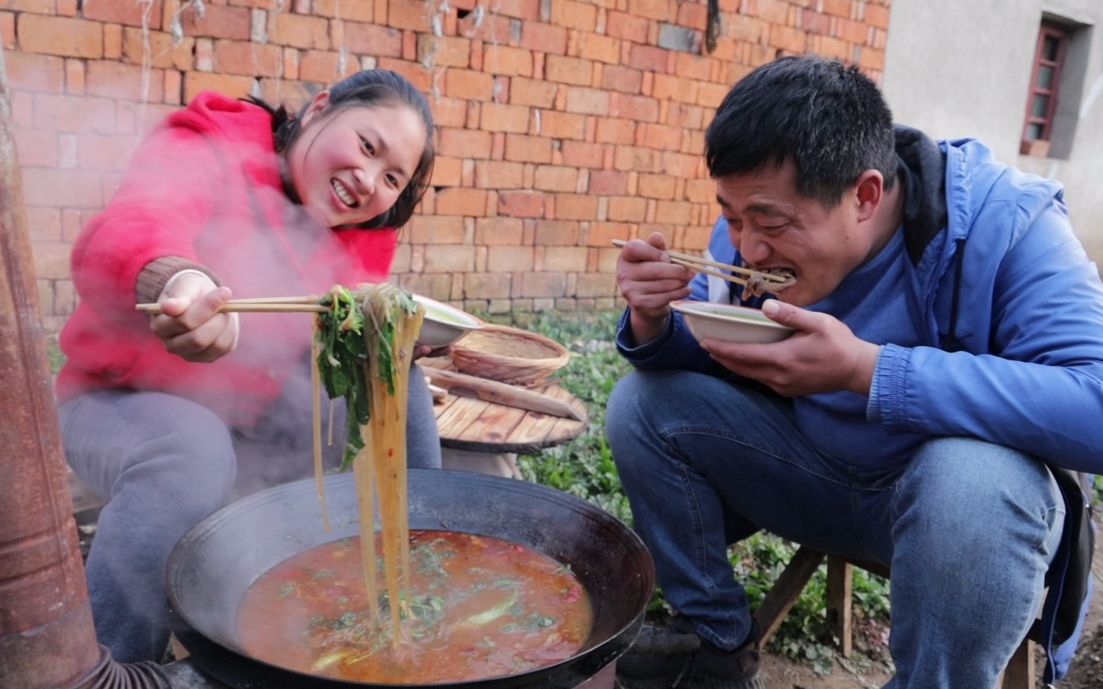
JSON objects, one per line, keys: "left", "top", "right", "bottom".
{"left": 755, "top": 534, "right": 1103, "bottom": 689}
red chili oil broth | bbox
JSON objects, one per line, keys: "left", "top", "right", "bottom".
{"left": 236, "top": 530, "right": 593, "bottom": 683}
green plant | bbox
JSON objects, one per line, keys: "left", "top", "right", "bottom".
{"left": 491, "top": 309, "right": 893, "bottom": 670}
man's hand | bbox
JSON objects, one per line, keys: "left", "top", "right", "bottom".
{"left": 616, "top": 232, "right": 694, "bottom": 345}
{"left": 700, "top": 300, "right": 881, "bottom": 396}
{"left": 149, "top": 271, "right": 240, "bottom": 363}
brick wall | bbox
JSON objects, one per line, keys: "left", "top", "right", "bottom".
{"left": 1, "top": 0, "right": 890, "bottom": 334}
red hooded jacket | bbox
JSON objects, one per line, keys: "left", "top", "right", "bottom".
{"left": 57, "top": 92, "right": 399, "bottom": 426}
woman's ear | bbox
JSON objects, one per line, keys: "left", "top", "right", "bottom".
{"left": 298, "top": 90, "right": 331, "bottom": 128}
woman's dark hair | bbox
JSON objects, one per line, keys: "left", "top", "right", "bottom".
{"left": 248, "top": 69, "right": 435, "bottom": 230}
{"left": 705, "top": 56, "right": 896, "bottom": 206}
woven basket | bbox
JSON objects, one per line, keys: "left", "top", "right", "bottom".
{"left": 450, "top": 324, "right": 570, "bottom": 386}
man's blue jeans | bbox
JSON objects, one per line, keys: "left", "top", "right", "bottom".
{"left": 59, "top": 364, "right": 441, "bottom": 663}
{"left": 607, "top": 369, "right": 1064, "bottom": 689}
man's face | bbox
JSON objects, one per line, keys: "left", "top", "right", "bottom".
{"left": 715, "top": 161, "right": 884, "bottom": 307}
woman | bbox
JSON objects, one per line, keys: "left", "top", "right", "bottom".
{"left": 56, "top": 69, "right": 438, "bottom": 663}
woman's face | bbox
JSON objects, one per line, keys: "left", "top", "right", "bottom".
{"left": 287, "top": 92, "right": 427, "bottom": 228}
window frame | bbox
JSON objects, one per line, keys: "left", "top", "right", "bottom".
{"left": 1021, "top": 20, "right": 1069, "bottom": 156}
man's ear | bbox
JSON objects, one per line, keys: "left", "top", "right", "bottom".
{"left": 299, "top": 90, "right": 331, "bottom": 128}
{"left": 853, "top": 169, "right": 884, "bottom": 222}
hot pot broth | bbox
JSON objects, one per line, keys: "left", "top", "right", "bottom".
{"left": 237, "top": 529, "right": 593, "bottom": 683}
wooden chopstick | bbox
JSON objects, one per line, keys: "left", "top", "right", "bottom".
{"left": 136, "top": 301, "right": 328, "bottom": 314}
{"left": 610, "top": 239, "right": 790, "bottom": 283}
{"left": 667, "top": 257, "right": 748, "bottom": 287}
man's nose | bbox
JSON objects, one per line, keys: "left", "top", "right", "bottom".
{"left": 739, "top": 228, "right": 771, "bottom": 264}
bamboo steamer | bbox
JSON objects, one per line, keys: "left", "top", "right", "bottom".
{"left": 449, "top": 324, "right": 570, "bottom": 387}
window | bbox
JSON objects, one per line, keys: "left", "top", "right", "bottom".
{"left": 1020, "top": 21, "right": 1069, "bottom": 157}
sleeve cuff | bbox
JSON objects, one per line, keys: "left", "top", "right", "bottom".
{"left": 136, "top": 257, "right": 222, "bottom": 304}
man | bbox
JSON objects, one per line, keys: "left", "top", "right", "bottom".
{"left": 609, "top": 55, "right": 1100, "bottom": 689}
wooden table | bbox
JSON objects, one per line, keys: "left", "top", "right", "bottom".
{"left": 421, "top": 357, "right": 589, "bottom": 455}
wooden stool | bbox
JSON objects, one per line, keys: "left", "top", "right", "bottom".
{"left": 752, "top": 546, "right": 1035, "bottom": 689}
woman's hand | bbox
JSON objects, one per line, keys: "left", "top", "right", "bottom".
{"left": 149, "top": 271, "right": 240, "bottom": 363}
{"left": 700, "top": 300, "right": 881, "bottom": 397}
{"left": 616, "top": 232, "right": 693, "bottom": 345}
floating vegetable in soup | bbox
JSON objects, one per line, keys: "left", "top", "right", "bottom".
{"left": 237, "top": 530, "right": 593, "bottom": 683}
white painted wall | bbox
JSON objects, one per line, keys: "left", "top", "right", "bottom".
{"left": 882, "top": 0, "right": 1103, "bottom": 261}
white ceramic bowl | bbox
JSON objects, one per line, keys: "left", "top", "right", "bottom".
{"left": 672, "top": 300, "right": 794, "bottom": 344}
{"left": 413, "top": 294, "right": 483, "bottom": 347}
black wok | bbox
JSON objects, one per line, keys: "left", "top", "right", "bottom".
{"left": 166, "top": 469, "right": 654, "bottom": 689}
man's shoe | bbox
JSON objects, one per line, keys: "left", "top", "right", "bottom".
{"left": 616, "top": 619, "right": 765, "bottom": 689}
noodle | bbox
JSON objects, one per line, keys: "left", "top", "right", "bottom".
{"left": 311, "top": 283, "right": 425, "bottom": 641}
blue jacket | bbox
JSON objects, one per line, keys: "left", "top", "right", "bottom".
{"left": 617, "top": 128, "right": 1101, "bottom": 680}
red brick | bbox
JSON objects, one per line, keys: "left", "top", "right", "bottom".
{"left": 549, "top": 0, "right": 597, "bottom": 31}
{"left": 627, "top": 0, "right": 675, "bottom": 21}
{"left": 497, "top": 191, "right": 544, "bottom": 218}
{"left": 162, "top": 69, "right": 182, "bottom": 104}
{"left": 298, "top": 49, "right": 355, "bottom": 83}
{"left": 312, "top": 0, "right": 375, "bottom": 20}
{"left": 376, "top": 57, "right": 431, "bottom": 91}
{"left": 418, "top": 34, "right": 469, "bottom": 68}
{"left": 558, "top": 140, "right": 604, "bottom": 168}
{"left": 635, "top": 122, "right": 682, "bottom": 150}
{"left": 600, "top": 64, "right": 643, "bottom": 94}
{"left": 538, "top": 110, "right": 586, "bottom": 139}
{"left": 864, "top": 4, "right": 890, "bottom": 29}
{"left": 544, "top": 55, "right": 592, "bottom": 86}
{"left": 533, "top": 165, "right": 578, "bottom": 193}
{"left": 121, "top": 28, "right": 194, "bottom": 70}
{"left": 503, "top": 133, "right": 552, "bottom": 164}
{"left": 837, "top": 18, "right": 870, "bottom": 44}
{"left": 345, "top": 21, "right": 402, "bottom": 57}
{"left": 520, "top": 21, "right": 567, "bottom": 55}
{"left": 19, "top": 15, "right": 101, "bottom": 57}
{"left": 480, "top": 102, "right": 530, "bottom": 133}
{"left": 518, "top": 272, "right": 566, "bottom": 298}
{"left": 613, "top": 145, "right": 659, "bottom": 173}
{"left": 609, "top": 93, "right": 659, "bottom": 122}
{"left": 25, "top": 206, "right": 61, "bottom": 243}
{"left": 586, "top": 221, "right": 631, "bottom": 247}
{"left": 553, "top": 194, "right": 598, "bottom": 220}
{"left": 82, "top": 0, "right": 163, "bottom": 29}
{"left": 534, "top": 219, "right": 580, "bottom": 246}
{"left": 696, "top": 81, "right": 729, "bottom": 108}
{"left": 431, "top": 96, "right": 466, "bottom": 128}
{"left": 628, "top": 44, "right": 668, "bottom": 73}
{"left": 388, "top": 0, "right": 430, "bottom": 31}
{"left": 509, "top": 77, "right": 556, "bottom": 108}
{"left": 474, "top": 160, "right": 524, "bottom": 189}
{"left": 459, "top": 11, "right": 516, "bottom": 44}
{"left": 443, "top": 68, "right": 494, "bottom": 100}
{"left": 677, "top": 1, "right": 708, "bottom": 29}
{"left": 22, "top": 168, "right": 103, "bottom": 208}
{"left": 564, "top": 86, "right": 609, "bottom": 115}
{"left": 13, "top": 127, "right": 57, "bottom": 166}
{"left": 858, "top": 47, "right": 885, "bottom": 71}
{"left": 423, "top": 244, "right": 476, "bottom": 272}
{"left": 608, "top": 196, "right": 647, "bottom": 222}
{"left": 11, "top": 90, "right": 32, "bottom": 126}
{"left": 487, "top": 245, "right": 534, "bottom": 272}
{"left": 660, "top": 151, "right": 701, "bottom": 178}
{"left": 86, "top": 60, "right": 164, "bottom": 101}
{"left": 463, "top": 272, "right": 512, "bottom": 300}
{"left": 822, "top": 0, "right": 852, "bottom": 18}
{"left": 176, "top": 4, "right": 250, "bottom": 40}
{"left": 605, "top": 11, "right": 649, "bottom": 43}
{"left": 485, "top": 0, "right": 539, "bottom": 19}
{"left": 0, "top": 0, "right": 54, "bottom": 12}
{"left": 183, "top": 71, "right": 256, "bottom": 102}
{"left": 754, "top": 0, "right": 790, "bottom": 24}
{"left": 268, "top": 11, "right": 329, "bottom": 49}
{"left": 637, "top": 173, "right": 676, "bottom": 200}
{"left": 1, "top": 12, "right": 13, "bottom": 49}
{"left": 4, "top": 50, "right": 64, "bottom": 92}
{"left": 34, "top": 93, "right": 115, "bottom": 133}
{"left": 588, "top": 170, "right": 627, "bottom": 195}
{"left": 438, "top": 127, "right": 492, "bottom": 159}
{"left": 577, "top": 31, "right": 620, "bottom": 64}
{"left": 595, "top": 117, "right": 635, "bottom": 145}
{"left": 656, "top": 200, "right": 692, "bottom": 225}
{"left": 474, "top": 217, "right": 524, "bottom": 245}
{"left": 481, "top": 44, "right": 533, "bottom": 77}
{"left": 77, "top": 132, "right": 140, "bottom": 170}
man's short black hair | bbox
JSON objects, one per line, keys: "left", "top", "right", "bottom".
{"left": 705, "top": 55, "right": 896, "bottom": 205}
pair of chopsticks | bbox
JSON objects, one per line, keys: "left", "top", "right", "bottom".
{"left": 610, "top": 239, "right": 789, "bottom": 288}
{"left": 136, "top": 295, "right": 327, "bottom": 314}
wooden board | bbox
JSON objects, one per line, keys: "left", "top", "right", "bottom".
{"left": 421, "top": 357, "right": 588, "bottom": 454}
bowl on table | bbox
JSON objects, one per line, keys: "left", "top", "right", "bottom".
{"left": 412, "top": 294, "right": 484, "bottom": 347}
{"left": 672, "top": 300, "right": 794, "bottom": 344}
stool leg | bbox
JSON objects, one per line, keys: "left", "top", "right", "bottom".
{"left": 826, "top": 556, "right": 854, "bottom": 656}
{"left": 998, "top": 639, "right": 1034, "bottom": 689}
{"left": 753, "top": 547, "right": 825, "bottom": 646}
